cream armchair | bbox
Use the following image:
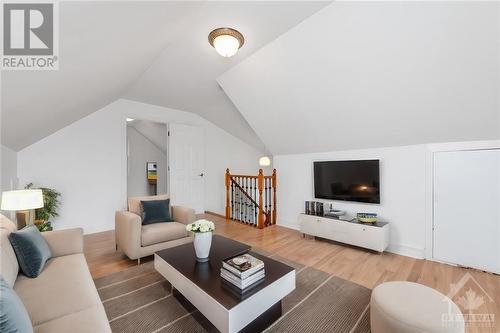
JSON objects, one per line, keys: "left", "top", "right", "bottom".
{"left": 115, "top": 195, "right": 195, "bottom": 264}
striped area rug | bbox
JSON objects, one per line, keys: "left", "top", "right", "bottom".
{"left": 94, "top": 252, "right": 371, "bottom": 333}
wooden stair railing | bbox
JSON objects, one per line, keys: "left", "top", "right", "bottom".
{"left": 225, "top": 168, "right": 277, "bottom": 229}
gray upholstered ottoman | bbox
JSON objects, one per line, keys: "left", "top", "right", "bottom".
{"left": 370, "top": 281, "right": 465, "bottom": 333}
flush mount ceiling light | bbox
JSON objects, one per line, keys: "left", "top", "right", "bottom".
{"left": 208, "top": 28, "right": 244, "bottom": 57}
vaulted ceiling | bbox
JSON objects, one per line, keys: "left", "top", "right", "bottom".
{"left": 219, "top": 2, "right": 500, "bottom": 154}
{"left": 1, "top": 1, "right": 330, "bottom": 151}
{"left": 2, "top": 1, "right": 498, "bottom": 155}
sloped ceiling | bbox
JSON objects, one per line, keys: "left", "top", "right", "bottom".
{"left": 128, "top": 120, "right": 168, "bottom": 155}
{"left": 1, "top": 1, "right": 202, "bottom": 150}
{"left": 124, "top": 1, "right": 330, "bottom": 150}
{"left": 1, "top": 1, "right": 330, "bottom": 151}
{"left": 218, "top": 2, "right": 500, "bottom": 155}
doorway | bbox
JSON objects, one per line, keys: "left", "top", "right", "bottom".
{"left": 127, "top": 119, "right": 169, "bottom": 197}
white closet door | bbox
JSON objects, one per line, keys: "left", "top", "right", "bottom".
{"left": 169, "top": 124, "right": 205, "bottom": 214}
{"left": 433, "top": 149, "right": 500, "bottom": 274}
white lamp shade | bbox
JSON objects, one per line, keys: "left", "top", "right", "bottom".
{"left": 259, "top": 156, "right": 272, "bottom": 167}
{"left": 213, "top": 34, "right": 240, "bottom": 57}
{"left": 1, "top": 190, "right": 44, "bottom": 211}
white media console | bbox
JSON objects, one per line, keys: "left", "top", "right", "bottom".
{"left": 298, "top": 214, "right": 390, "bottom": 252}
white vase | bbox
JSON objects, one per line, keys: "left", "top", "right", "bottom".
{"left": 194, "top": 231, "right": 212, "bottom": 262}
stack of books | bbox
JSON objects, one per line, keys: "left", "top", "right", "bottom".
{"left": 220, "top": 254, "right": 265, "bottom": 290}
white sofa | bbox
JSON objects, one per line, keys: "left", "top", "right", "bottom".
{"left": 0, "top": 214, "right": 111, "bottom": 333}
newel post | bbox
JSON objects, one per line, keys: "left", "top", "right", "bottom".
{"left": 272, "top": 169, "right": 277, "bottom": 225}
{"left": 225, "top": 168, "right": 231, "bottom": 220}
{"left": 257, "top": 169, "right": 264, "bottom": 229}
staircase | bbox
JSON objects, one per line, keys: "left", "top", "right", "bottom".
{"left": 225, "top": 169, "right": 277, "bottom": 229}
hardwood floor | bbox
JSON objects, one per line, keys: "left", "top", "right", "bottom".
{"left": 84, "top": 213, "right": 499, "bottom": 333}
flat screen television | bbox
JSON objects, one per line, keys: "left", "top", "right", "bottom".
{"left": 313, "top": 160, "right": 380, "bottom": 204}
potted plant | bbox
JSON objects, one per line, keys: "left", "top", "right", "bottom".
{"left": 186, "top": 219, "right": 215, "bottom": 262}
{"left": 25, "top": 183, "right": 61, "bottom": 232}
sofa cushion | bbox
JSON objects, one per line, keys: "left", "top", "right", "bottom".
{"left": 14, "top": 253, "right": 102, "bottom": 326}
{"left": 8, "top": 226, "right": 52, "bottom": 278}
{"left": 0, "top": 228, "right": 19, "bottom": 288}
{"left": 0, "top": 276, "right": 34, "bottom": 333}
{"left": 141, "top": 222, "right": 188, "bottom": 246}
{"left": 0, "top": 214, "right": 17, "bottom": 232}
{"left": 33, "top": 305, "right": 111, "bottom": 333}
{"left": 128, "top": 194, "right": 169, "bottom": 217}
{"left": 141, "top": 199, "right": 173, "bottom": 225}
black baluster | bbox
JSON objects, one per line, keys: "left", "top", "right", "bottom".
{"left": 249, "top": 179, "right": 252, "bottom": 224}
{"left": 235, "top": 185, "right": 238, "bottom": 221}
{"left": 265, "top": 178, "right": 268, "bottom": 222}
{"left": 264, "top": 178, "right": 267, "bottom": 215}
{"left": 267, "top": 178, "right": 271, "bottom": 214}
{"left": 252, "top": 178, "right": 255, "bottom": 225}
{"left": 249, "top": 179, "right": 252, "bottom": 225}
{"left": 254, "top": 178, "right": 257, "bottom": 225}
{"left": 244, "top": 178, "right": 247, "bottom": 223}
{"left": 240, "top": 185, "right": 243, "bottom": 222}
{"left": 238, "top": 187, "right": 241, "bottom": 222}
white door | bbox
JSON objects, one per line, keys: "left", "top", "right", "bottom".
{"left": 168, "top": 124, "right": 205, "bottom": 213}
{"left": 433, "top": 149, "right": 500, "bottom": 274}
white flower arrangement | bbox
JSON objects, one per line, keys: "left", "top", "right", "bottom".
{"left": 186, "top": 219, "right": 215, "bottom": 233}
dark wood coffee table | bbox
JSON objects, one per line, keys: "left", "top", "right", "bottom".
{"left": 154, "top": 235, "right": 295, "bottom": 333}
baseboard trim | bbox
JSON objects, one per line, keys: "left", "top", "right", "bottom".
{"left": 276, "top": 221, "right": 301, "bottom": 231}
{"left": 204, "top": 211, "right": 227, "bottom": 219}
{"left": 387, "top": 244, "right": 425, "bottom": 259}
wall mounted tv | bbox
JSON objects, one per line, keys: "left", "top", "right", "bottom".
{"left": 313, "top": 160, "right": 380, "bottom": 204}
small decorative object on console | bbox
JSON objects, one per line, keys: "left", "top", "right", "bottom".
{"left": 325, "top": 209, "right": 346, "bottom": 217}
{"left": 305, "top": 201, "right": 324, "bottom": 216}
{"left": 315, "top": 202, "right": 324, "bottom": 216}
{"left": 357, "top": 213, "right": 378, "bottom": 223}
{"left": 186, "top": 219, "right": 215, "bottom": 262}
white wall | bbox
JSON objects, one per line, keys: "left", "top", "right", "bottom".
{"left": 274, "top": 144, "right": 429, "bottom": 259}
{"left": 1, "top": 145, "right": 18, "bottom": 219}
{"left": 275, "top": 140, "right": 500, "bottom": 259}
{"left": 17, "top": 99, "right": 266, "bottom": 234}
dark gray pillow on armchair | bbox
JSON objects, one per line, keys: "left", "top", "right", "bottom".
{"left": 8, "top": 225, "right": 52, "bottom": 278}
{"left": 141, "top": 199, "right": 173, "bottom": 225}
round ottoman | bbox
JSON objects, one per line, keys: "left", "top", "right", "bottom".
{"left": 370, "top": 281, "right": 465, "bottom": 333}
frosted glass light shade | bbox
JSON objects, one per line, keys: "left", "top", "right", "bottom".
{"left": 259, "top": 156, "right": 272, "bottom": 167}
{"left": 208, "top": 28, "right": 244, "bottom": 58}
{"left": 213, "top": 35, "right": 240, "bottom": 57}
{"left": 1, "top": 190, "right": 44, "bottom": 211}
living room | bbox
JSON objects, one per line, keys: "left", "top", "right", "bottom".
{"left": 1, "top": 1, "right": 499, "bottom": 333}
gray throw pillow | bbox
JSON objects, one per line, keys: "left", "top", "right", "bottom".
{"left": 8, "top": 226, "right": 52, "bottom": 278}
{"left": 0, "top": 276, "right": 34, "bottom": 333}
{"left": 141, "top": 199, "right": 173, "bottom": 225}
